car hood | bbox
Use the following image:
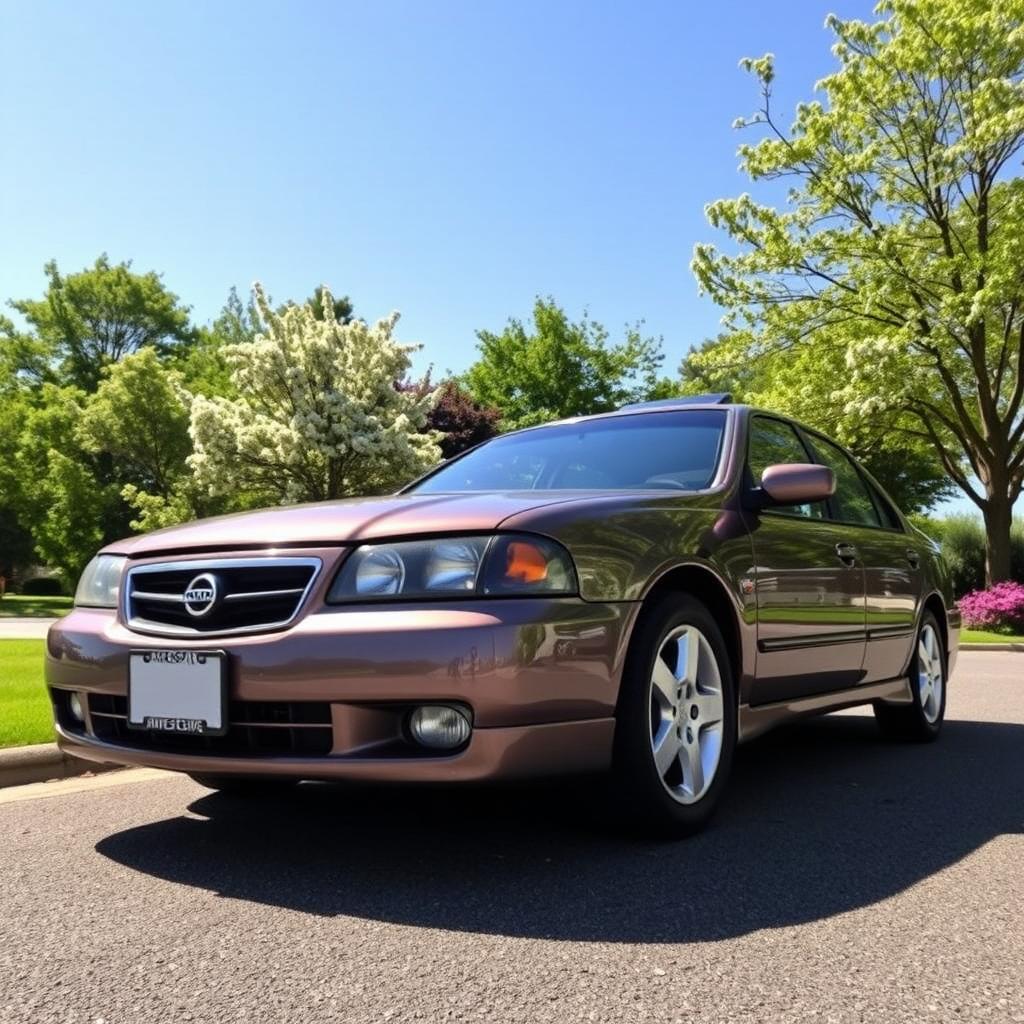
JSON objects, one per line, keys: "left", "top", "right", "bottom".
{"left": 103, "top": 491, "right": 615, "bottom": 557}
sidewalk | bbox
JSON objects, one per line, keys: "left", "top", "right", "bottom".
{"left": 0, "top": 618, "right": 57, "bottom": 640}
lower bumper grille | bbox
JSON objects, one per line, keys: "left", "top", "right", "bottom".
{"left": 80, "top": 693, "right": 333, "bottom": 757}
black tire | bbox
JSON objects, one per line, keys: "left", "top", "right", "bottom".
{"left": 873, "top": 610, "right": 946, "bottom": 742}
{"left": 612, "top": 593, "right": 737, "bottom": 838}
{"left": 187, "top": 773, "right": 299, "bottom": 796}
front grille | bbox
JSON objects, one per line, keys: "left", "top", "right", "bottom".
{"left": 85, "top": 693, "right": 334, "bottom": 757}
{"left": 124, "top": 557, "right": 321, "bottom": 636}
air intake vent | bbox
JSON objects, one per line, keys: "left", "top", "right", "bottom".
{"left": 124, "top": 557, "right": 321, "bottom": 637}
{"left": 85, "top": 693, "right": 333, "bottom": 757}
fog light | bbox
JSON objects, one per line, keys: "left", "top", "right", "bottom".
{"left": 68, "top": 692, "right": 85, "bottom": 723}
{"left": 408, "top": 705, "right": 472, "bottom": 750}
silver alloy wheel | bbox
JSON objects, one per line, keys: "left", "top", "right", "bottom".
{"left": 917, "top": 622, "right": 944, "bottom": 724}
{"left": 649, "top": 624, "right": 725, "bottom": 805}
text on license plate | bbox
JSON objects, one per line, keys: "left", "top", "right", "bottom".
{"left": 128, "top": 650, "right": 226, "bottom": 736}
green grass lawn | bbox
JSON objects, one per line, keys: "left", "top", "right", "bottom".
{"left": 0, "top": 594, "right": 73, "bottom": 618}
{"left": 961, "top": 628, "right": 1024, "bottom": 644}
{"left": 0, "top": 640, "right": 53, "bottom": 748}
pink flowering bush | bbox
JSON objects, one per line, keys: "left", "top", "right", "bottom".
{"left": 957, "top": 582, "right": 1024, "bottom": 633}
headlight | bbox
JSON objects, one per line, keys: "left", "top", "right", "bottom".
{"left": 327, "top": 534, "right": 577, "bottom": 603}
{"left": 74, "top": 555, "right": 126, "bottom": 608}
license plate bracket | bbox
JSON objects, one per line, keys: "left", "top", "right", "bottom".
{"left": 128, "top": 650, "right": 228, "bottom": 736}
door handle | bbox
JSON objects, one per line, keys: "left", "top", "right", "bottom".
{"left": 835, "top": 542, "right": 858, "bottom": 566}
{"left": 906, "top": 549, "right": 920, "bottom": 569}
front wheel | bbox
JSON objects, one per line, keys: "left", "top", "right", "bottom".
{"left": 612, "top": 594, "right": 737, "bottom": 837}
{"left": 873, "top": 611, "right": 946, "bottom": 742}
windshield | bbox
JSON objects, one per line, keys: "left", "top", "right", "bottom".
{"left": 411, "top": 410, "right": 728, "bottom": 493}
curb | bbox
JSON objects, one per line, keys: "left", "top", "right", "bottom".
{"left": 961, "top": 642, "right": 1024, "bottom": 652}
{"left": 0, "top": 743, "right": 120, "bottom": 789}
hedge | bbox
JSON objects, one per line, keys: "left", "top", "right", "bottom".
{"left": 19, "top": 577, "right": 66, "bottom": 596}
{"left": 909, "top": 514, "right": 1024, "bottom": 596}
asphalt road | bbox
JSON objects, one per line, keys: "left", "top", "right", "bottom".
{"left": 2, "top": 652, "right": 1022, "bottom": 1024}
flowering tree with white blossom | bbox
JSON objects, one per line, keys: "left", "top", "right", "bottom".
{"left": 691, "top": 1, "right": 1024, "bottom": 583}
{"left": 189, "top": 284, "right": 441, "bottom": 503}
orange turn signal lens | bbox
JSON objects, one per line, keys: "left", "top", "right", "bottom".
{"left": 503, "top": 541, "right": 550, "bottom": 584}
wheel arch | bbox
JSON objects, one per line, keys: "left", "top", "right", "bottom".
{"left": 896, "top": 590, "right": 950, "bottom": 680}
{"left": 920, "top": 590, "right": 949, "bottom": 655}
{"left": 630, "top": 561, "right": 745, "bottom": 700}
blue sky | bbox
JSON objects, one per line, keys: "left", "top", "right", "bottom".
{"left": 2, "top": 0, "right": 880, "bottom": 381}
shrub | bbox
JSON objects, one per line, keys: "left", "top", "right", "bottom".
{"left": 939, "top": 515, "right": 988, "bottom": 595}
{"left": 909, "top": 513, "right": 1024, "bottom": 595}
{"left": 20, "top": 577, "right": 65, "bottom": 596}
{"left": 957, "top": 581, "right": 1024, "bottom": 634}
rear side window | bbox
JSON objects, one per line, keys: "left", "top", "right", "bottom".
{"left": 804, "top": 433, "right": 881, "bottom": 528}
{"left": 747, "top": 417, "right": 825, "bottom": 520}
{"left": 865, "top": 478, "right": 903, "bottom": 531}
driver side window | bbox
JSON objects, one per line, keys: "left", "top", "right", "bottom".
{"left": 747, "top": 417, "right": 825, "bottom": 520}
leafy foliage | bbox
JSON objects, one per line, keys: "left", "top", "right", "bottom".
{"left": 911, "top": 512, "right": 1024, "bottom": 594}
{"left": 681, "top": 332, "right": 954, "bottom": 513}
{"left": 189, "top": 284, "right": 441, "bottom": 503}
{"left": 691, "top": 0, "right": 1024, "bottom": 581}
{"left": 423, "top": 379, "right": 501, "bottom": 458}
{"left": 9, "top": 256, "right": 194, "bottom": 390}
{"left": 6, "top": 385, "right": 126, "bottom": 579}
{"left": 78, "top": 348, "right": 191, "bottom": 498}
{"left": 304, "top": 286, "right": 354, "bottom": 324}
{"left": 0, "top": 257, "right": 199, "bottom": 577}
{"left": 465, "top": 298, "right": 664, "bottom": 431}
{"left": 76, "top": 348, "right": 217, "bottom": 534}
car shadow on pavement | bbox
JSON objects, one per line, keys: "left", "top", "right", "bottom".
{"left": 96, "top": 714, "right": 1024, "bottom": 943}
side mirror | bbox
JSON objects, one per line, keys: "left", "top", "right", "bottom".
{"left": 759, "top": 463, "right": 834, "bottom": 506}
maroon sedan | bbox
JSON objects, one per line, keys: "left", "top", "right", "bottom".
{"left": 46, "top": 396, "right": 958, "bottom": 835}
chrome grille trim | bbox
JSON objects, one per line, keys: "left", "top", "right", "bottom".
{"left": 224, "top": 588, "right": 306, "bottom": 602}
{"left": 123, "top": 557, "right": 322, "bottom": 638}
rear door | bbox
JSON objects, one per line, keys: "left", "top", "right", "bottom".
{"left": 744, "top": 416, "right": 867, "bottom": 704}
{"left": 800, "top": 430, "right": 921, "bottom": 683}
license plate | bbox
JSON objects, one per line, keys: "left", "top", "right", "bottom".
{"left": 128, "top": 650, "right": 227, "bottom": 736}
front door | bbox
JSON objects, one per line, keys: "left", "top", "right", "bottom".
{"left": 743, "top": 416, "right": 867, "bottom": 705}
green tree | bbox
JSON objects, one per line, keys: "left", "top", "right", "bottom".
{"left": 10, "top": 255, "right": 195, "bottom": 391}
{"left": 0, "top": 391, "right": 35, "bottom": 576}
{"left": 692, "top": 0, "right": 1024, "bottom": 583}
{"left": 171, "top": 285, "right": 256, "bottom": 400}
{"left": 78, "top": 348, "right": 191, "bottom": 498}
{"left": 77, "top": 348, "right": 226, "bottom": 532}
{"left": 465, "top": 298, "right": 663, "bottom": 431}
{"left": 304, "top": 285, "right": 353, "bottom": 324}
{"left": 9, "top": 385, "right": 124, "bottom": 580}
{"left": 681, "top": 331, "right": 955, "bottom": 513}
{"left": 32, "top": 451, "right": 109, "bottom": 581}
{"left": 0, "top": 313, "right": 50, "bottom": 386}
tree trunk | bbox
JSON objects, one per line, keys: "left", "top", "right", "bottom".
{"left": 982, "top": 493, "right": 1013, "bottom": 585}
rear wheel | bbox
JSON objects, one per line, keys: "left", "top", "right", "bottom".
{"left": 873, "top": 611, "right": 946, "bottom": 742}
{"left": 187, "top": 773, "right": 299, "bottom": 796}
{"left": 612, "top": 594, "right": 737, "bottom": 837}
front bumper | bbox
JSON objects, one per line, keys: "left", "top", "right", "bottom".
{"left": 46, "top": 597, "right": 635, "bottom": 781}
